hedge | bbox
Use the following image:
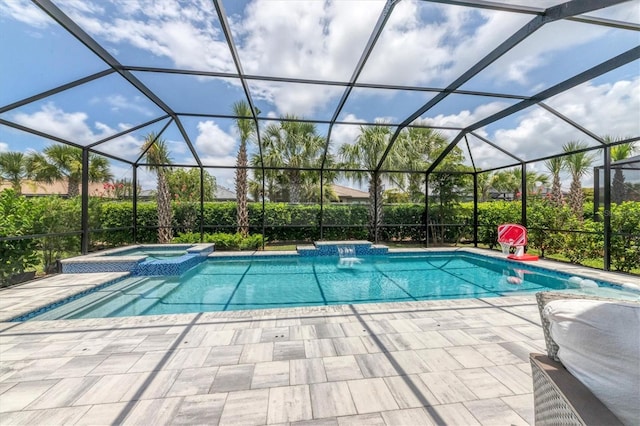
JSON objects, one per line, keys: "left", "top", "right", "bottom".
{"left": 3, "top": 190, "right": 638, "bottom": 273}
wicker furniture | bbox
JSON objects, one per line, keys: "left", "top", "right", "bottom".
{"left": 530, "top": 292, "right": 626, "bottom": 425}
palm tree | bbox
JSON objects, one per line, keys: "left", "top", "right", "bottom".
{"left": 141, "top": 133, "right": 173, "bottom": 243}
{"left": 476, "top": 172, "right": 496, "bottom": 202}
{"left": 395, "top": 127, "right": 449, "bottom": 202}
{"left": 562, "top": 141, "right": 596, "bottom": 218}
{"left": 544, "top": 156, "right": 564, "bottom": 207}
{"left": 491, "top": 169, "right": 519, "bottom": 199}
{"left": 261, "top": 117, "right": 325, "bottom": 203}
{"left": 607, "top": 137, "right": 637, "bottom": 204}
{"left": 26, "top": 144, "right": 112, "bottom": 197}
{"left": 0, "top": 152, "right": 29, "bottom": 193}
{"left": 233, "top": 101, "right": 256, "bottom": 237}
{"left": 512, "top": 168, "right": 549, "bottom": 197}
{"left": 339, "top": 123, "right": 399, "bottom": 242}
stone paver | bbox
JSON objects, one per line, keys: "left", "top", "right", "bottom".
{"left": 2, "top": 251, "right": 634, "bottom": 424}
{"left": 322, "top": 355, "right": 363, "bottom": 381}
{"left": 347, "top": 378, "right": 399, "bottom": 414}
{"left": 219, "top": 388, "right": 269, "bottom": 425}
{"left": 172, "top": 393, "right": 227, "bottom": 425}
{"left": 267, "top": 384, "right": 313, "bottom": 423}
{"left": 310, "top": 382, "right": 357, "bottom": 418}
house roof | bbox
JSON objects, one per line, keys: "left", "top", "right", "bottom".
{"left": 215, "top": 186, "right": 236, "bottom": 200}
{"left": 330, "top": 184, "right": 369, "bottom": 199}
{"left": 0, "top": 180, "right": 109, "bottom": 197}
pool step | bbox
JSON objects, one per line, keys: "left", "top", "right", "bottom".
{"left": 34, "top": 277, "right": 179, "bottom": 320}
{"left": 297, "top": 241, "right": 389, "bottom": 257}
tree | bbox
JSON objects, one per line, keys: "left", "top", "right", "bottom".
{"left": 544, "top": 156, "right": 564, "bottom": 207}
{"left": 512, "top": 168, "right": 549, "bottom": 198}
{"left": 141, "top": 133, "right": 173, "bottom": 243}
{"left": 233, "top": 101, "right": 256, "bottom": 237}
{"left": 101, "top": 178, "right": 140, "bottom": 199}
{"left": 607, "top": 137, "right": 637, "bottom": 204}
{"left": 492, "top": 167, "right": 549, "bottom": 200}
{"left": 339, "top": 123, "right": 399, "bottom": 241}
{"left": 26, "top": 144, "right": 112, "bottom": 197}
{"left": 563, "top": 141, "right": 596, "bottom": 219}
{"left": 394, "top": 127, "right": 450, "bottom": 202}
{"left": 165, "top": 168, "right": 216, "bottom": 202}
{"left": 491, "top": 169, "right": 519, "bottom": 199}
{"left": 0, "top": 152, "right": 29, "bottom": 193}
{"left": 261, "top": 117, "right": 326, "bottom": 203}
{"left": 476, "top": 172, "right": 496, "bottom": 202}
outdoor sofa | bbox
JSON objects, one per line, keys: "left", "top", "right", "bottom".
{"left": 530, "top": 291, "right": 639, "bottom": 425}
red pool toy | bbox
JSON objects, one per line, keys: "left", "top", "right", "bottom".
{"left": 498, "top": 224, "right": 539, "bottom": 261}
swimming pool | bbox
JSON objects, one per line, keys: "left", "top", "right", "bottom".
{"left": 23, "top": 252, "right": 638, "bottom": 320}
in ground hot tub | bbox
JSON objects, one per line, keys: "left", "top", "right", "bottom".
{"left": 60, "top": 244, "right": 214, "bottom": 275}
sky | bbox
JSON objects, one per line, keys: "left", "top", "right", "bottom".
{"left": 0, "top": 0, "right": 639, "bottom": 191}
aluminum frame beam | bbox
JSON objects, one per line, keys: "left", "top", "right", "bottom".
{"left": 322, "top": 0, "right": 399, "bottom": 168}
{"left": 0, "top": 118, "right": 133, "bottom": 165}
{"left": 0, "top": 69, "right": 115, "bottom": 114}
{"left": 427, "top": 45, "right": 640, "bottom": 174}
{"left": 211, "top": 0, "right": 264, "bottom": 170}
{"left": 537, "top": 102, "right": 606, "bottom": 145}
{"left": 423, "top": 0, "right": 640, "bottom": 32}
{"left": 469, "top": 131, "right": 523, "bottom": 163}
{"left": 31, "top": 0, "right": 203, "bottom": 167}
{"left": 375, "top": 0, "right": 630, "bottom": 173}
{"left": 124, "top": 65, "right": 528, "bottom": 100}
{"left": 88, "top": 115, "right": 171, "bottom": 149}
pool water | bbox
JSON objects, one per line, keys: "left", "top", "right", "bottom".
{"left": 28, "top": 253, "right": 637, "bottom": 320}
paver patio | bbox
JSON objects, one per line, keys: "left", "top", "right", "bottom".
{"left": 0, "top": 294, "right": 542, "bottom": 425}
{"left": 1, "top": 251, "right": 636, "bottom": 425}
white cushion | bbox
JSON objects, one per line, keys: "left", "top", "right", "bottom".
{"left": 544, "top": 299, "right": 640, "bottom": 426}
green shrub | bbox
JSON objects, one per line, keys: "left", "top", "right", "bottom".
{"left": 172, "top": 231, "right": 264, "bottom": 250}
{"left": 0, "top": 190, "right": 39, "bottom": 284}
{"left": 526, "top": 200, "right": 576, "bottom": 258}
{"left": 31, "top": 196, "right": 83, "bottom": 272}
{"left": 171, "top": 232, "right": 200, "bottom": 243}
{"left": 95, "top": 199, "right": 638, "bottom": 273}
{"left": 475, "top": 201, "right": 521, "bottom": 248}
{"left": 609, "top": 202, "right": 640, "bottom": 272}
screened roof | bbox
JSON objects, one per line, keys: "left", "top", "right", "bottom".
{"left": 1, "top": 0, "right": 639, "bottom": 180}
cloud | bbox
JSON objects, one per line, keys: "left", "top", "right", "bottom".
{"left": 102, "top": 94, "right": 155, "bottom": 117}
{"left": 0, "top": 142, "right": 8, "bottom": 152}
{"left": 9, "top": 102, "right": 147, "bottom": 160}
{"left": 64, "top": 0, "right": 235, "bottom": 73}
{"left": 0, "top": 0, "right": 55, "bottom": 28}
{"left": 419, "top": 101, "right": 512, "bottom": 128}
{"left": 206, "top": 166, "right": 237, "bottom": 193}
{"left": 358, "top": 4, "right": 531, "bottom": 86}
{"left": 329, "top": 114, "right": 366, "bottom": 153}
{"left": 3, "top": 0, "right": 627, "bottom": 119}
{"left": 12, "top": 102, "right": 114, "bottom": 144}
{"left": 491, "top": 77, "right": 640, "bottom": 161}
{"left": 234, "top": 1, "right": 383, "bottom": 116}
{"left": 480, "top": 19, "right": 609, "bottom": 89}
{"left": 195, "top": 120, "right": 236, "bottom": 157}
{"left": 93, "top": 131, "right": 156, "bottom": 163}
{"left": 546, "top": 78, "right": 640, "bottom": 138}
{"left": 249, "top": 82, "right": 343, "bottom": 117}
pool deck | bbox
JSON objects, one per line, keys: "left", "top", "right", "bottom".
{"left": 0, "top": 248, "right": 637, "bottom": 425}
